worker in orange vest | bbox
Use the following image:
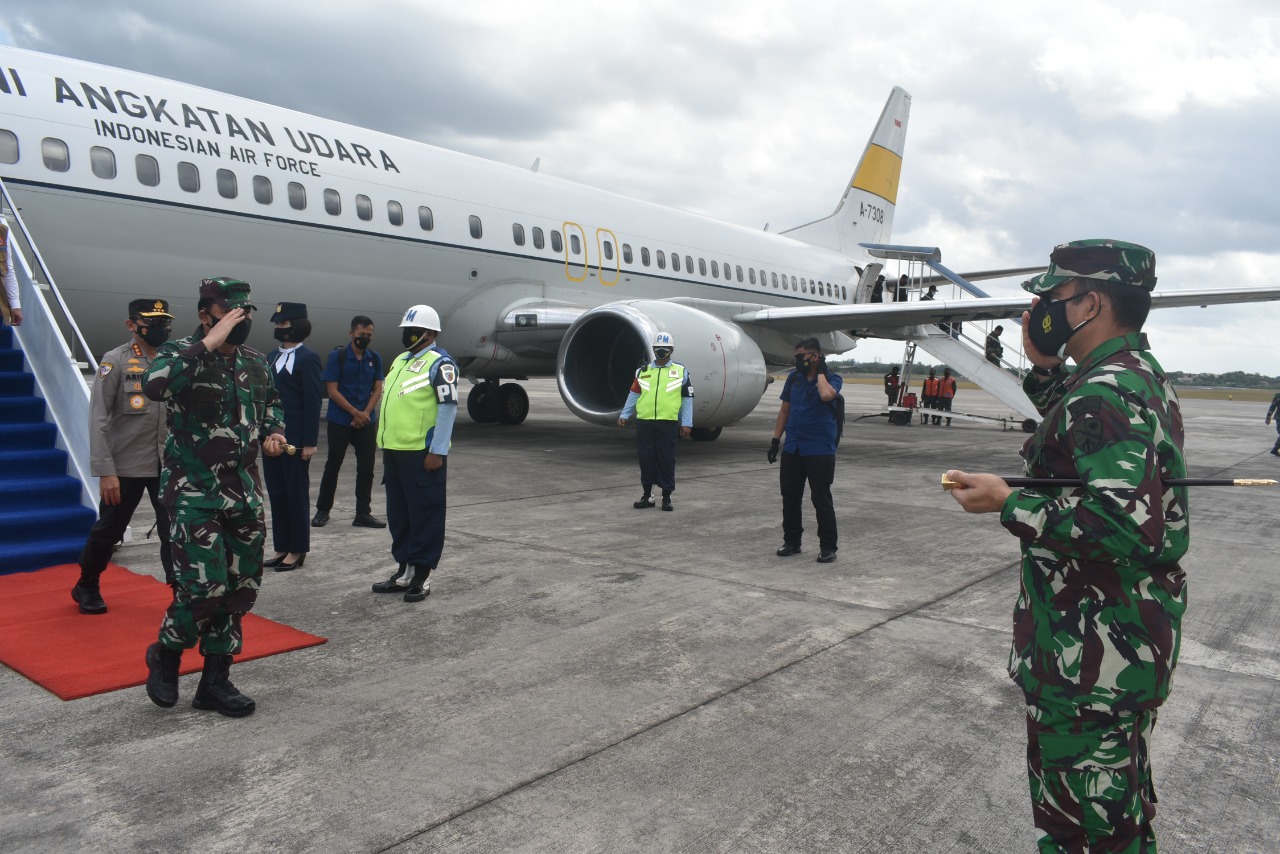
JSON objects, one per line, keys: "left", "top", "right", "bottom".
{"left": 921, "top": 369, "right": 940, "bottom": 425}
{"left": 936, "top": 367, "right": 957, "bottom": 425}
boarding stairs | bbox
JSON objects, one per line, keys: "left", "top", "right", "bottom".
{"left": 0, "top": 179, "right": 97, "bottom": 574}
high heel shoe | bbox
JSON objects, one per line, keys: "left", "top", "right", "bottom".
{"left": 263, "top": 554, "right": 289, "bottom": 568}
{"left": 274, "top": 553, "right": 306, "bottom": 572}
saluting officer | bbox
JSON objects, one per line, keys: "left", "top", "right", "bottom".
{"left": 71, "top": 298, "right": 176, "bottom": 614}
{"left": 617, "top": 332, "right": 693, "bottom": 511}
{"left": 142, "top": 277, "right": 287, "bottom": 718}
{"left": 369, "top": 304, "right": 458, "bottom": 602}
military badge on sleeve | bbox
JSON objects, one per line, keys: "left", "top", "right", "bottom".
{"left": 98, "top": 363, "right": 114, "bottom": 378}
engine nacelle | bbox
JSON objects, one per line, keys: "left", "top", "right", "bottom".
{"left": 556, "top": 300, "right": 769, "bottom": 428}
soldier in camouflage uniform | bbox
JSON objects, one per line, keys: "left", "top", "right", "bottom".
{"left": 142, "top": 277, "right": 288, "bottom": 718}
{"left": 945, "top": 240, "right": 1187, "bottom": 852}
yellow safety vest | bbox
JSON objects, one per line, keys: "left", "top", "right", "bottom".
{"left": 378, "top": 349, "right": 444, "bottom": 451}
{"left": 635, "top": 362, "right": 687, "bottom": 421}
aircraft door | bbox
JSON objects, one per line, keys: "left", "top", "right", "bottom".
{"left": 594, "top": 228, "right": 620, "bottom": 286}
{"left": 562, "top": 221, "right": 588, "bottom": 283}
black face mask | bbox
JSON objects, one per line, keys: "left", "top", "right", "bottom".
{"left": 353, "top": 335, "right": 372, "bottom": 350}
{"left": 210, "top": 313, "right": 252, "bottom": 346}
{"left": 135, "top": 323, "right": 171, "bottom": 348}
{"left": 402, "top": 327, "right": 428, "bottom": 349}
{"left": 273, "top": 327, "right": 295, "bottom": 343}
{"left": 1027, "top": 292, "right": 1091, "bottom": 359}
{"left": 795, "top": 354, "right": 818, "bottom": 373}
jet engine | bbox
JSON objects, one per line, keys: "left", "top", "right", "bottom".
{"left": 556, "top": 300, "right": 770, "bottom": 431}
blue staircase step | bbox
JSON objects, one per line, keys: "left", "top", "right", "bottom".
{"left": 0, "top": 371, "right": 35, "bottom": 396}
{"left": 0, "top": 447, "right": 68, "bottom": 476}
{"left": 0, "top": 535, "right": 88, "bottom": 576}
{"left": 0, "top": 325, "right": 12, "bottom": 347}
{"left": 0, "top": 476, "right": 84, "bottom": 511}
{"left": 0, "top": 396, "right": 45, "bottom": 423}
{"left": 0, "top": 349, "right": 23, "bottom": 372}
{"left": 0, "top": 504, "right": 96, "bottom": 545}
{"left": 0, "top": 422, "right": 56, "bottom": 450}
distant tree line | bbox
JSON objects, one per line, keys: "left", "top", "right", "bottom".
{"left": 831, "top": 360, "right": 1279, "bottom": 389}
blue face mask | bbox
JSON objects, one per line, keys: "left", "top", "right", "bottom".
{"left": 1027, "top": 292, "right": 1092, "bottom": 359}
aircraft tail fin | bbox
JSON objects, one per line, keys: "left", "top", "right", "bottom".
{"left": 781, "top": 87, "right": 911, "bottom": 254}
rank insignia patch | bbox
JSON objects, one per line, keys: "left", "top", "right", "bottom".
{"left": 98, "top": 363, "right": 114, "bottom": 378}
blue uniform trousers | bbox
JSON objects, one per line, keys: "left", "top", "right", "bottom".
{"left": 383, "top": 449, "right": 447, "bottom": 569}
{"left": 635, "top": 419, "right": 679, "bottom": 494}
{"left": 263, "top": 453, "right": 311, "bottom": 555}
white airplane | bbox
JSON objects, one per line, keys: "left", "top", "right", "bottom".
{"left": 3, "top": 45, "right": 1278, "bottom": 436}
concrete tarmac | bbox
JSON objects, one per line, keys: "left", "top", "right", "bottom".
{"left": 2, "top": 378, "right": 1277, "bottom": 853}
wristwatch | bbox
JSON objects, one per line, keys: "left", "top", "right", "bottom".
{"left": 1031, "top": 364, "right": 1063, "bottom": 377}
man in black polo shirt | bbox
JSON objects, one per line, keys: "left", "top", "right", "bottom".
{"left": 313, "top": 315, "right": 385, "bottom": 528}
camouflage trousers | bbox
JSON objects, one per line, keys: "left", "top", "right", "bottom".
{"left": 158, "top": 502, "right": 264, "bottom": 656}
{"left": 1025, "top": 700, "right": 1159, "bottom": 853}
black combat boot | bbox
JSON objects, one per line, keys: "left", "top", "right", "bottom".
{"left": 661, "top": 490, "right": 673, "bottom": 511}
{"left": 633, "top": 491, "right": 654, "bottom": 509}
{"left": 372, "top": 563, "right": 409, "bottom": 593}
{"left": 144, "top": 642, "right": 182, "bottom": 708}
{"left": 71, "top": 582, "right": 108, "bottom": 614}
{"left": 191, "top": 654, "right": 256, "bottom": 717}
{"left": 404, "top": 565, "right": 432, "bottom": 602}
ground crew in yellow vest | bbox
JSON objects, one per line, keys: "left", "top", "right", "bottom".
{"left": 371, "top": 304, "right": 458, "bottom": 602}
{"left": 616, "top": 332, "right": 694, "bottom": 511}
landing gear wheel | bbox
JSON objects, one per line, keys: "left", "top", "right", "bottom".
{"left": 1022, "top": 418, "right": 1038, "bottom": 434}
{"left": 689, "top": 427, "right": 722, "bottom": 442}
{"left": 466, "top": 384, "right": 498, "bottom": 423}
{"left": 497, "top": 384, "right": 529, "bottom": 425}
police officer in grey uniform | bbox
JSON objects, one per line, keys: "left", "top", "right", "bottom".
{"left": 71, "top": 298, "right": 176, "bottom": 614}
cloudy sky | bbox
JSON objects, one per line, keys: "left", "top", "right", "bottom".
{"left": 3, "top": 0, "right": 1279, "bottom": 374}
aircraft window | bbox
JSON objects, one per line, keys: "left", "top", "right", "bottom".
{"left": 136, "top": 154, "right": 160, "bottom": 187}
{"left": 686, "top": 255, "right": 694, "bottom": 274}
{"left": 569, "top": 233, "right": 581, "bottom": 255}
{"left": 842, "top": 286, "right": 848, "bottom": 301}
{"left": 41, "top": 137, "right": 71, "bottom": 172}
{"left": 356, "top": 194, "right": 373, "bottom": 221}
{"left": 699, "top": 259, "right": 707, "bottom": 276}
{"left": 90, "top": 146, "right": 116, "bottom": 180}
{"left": 387, "top": 200, "right": 403, "bottom": 226}
{"left": 532, "top": 226, "right": 544, "bottom": 249}
{"left": 736, "top": 265, "right": 744, "bottom": 283}
{"left": 791, "top": 276, "right": 798, "bottom": 291}
{"left": 749, "top": 268, "right": 756, "bottom": 285}
{"left": 216, "top": 169, "right": 237, "bottom": 199}
{"left": 469, "top": 215, "right": 483, "bottom": 239}
{"left": 177, "top": 161, "right": 200, "bottom": 193}
{"left": 622, "top": 243, "right": 632, "bottom": 264}
{"left": 324, "top": 189, "right": 342, "bottom": 215}
{"left": 827, "top": 282, "right": 833, "bottom": 297}
{"left": 418, "top": 206, "right": 434, "bottom": 230}
{"left": 253, "top": 175, "right": 273, "bottom": 205}
{"left": 641, "top": 247, "right": 651, "bottom": 266}
{"left": 551, "top": 230, "right": 563, "bottom": 253}
{"left": 710, "top": 260, "right": 718, "bottom": 278}
{"left": 603, "top": 240, "right": 614, "bottom": 261}
{"left": 0, "top": 129, "right": 17, "bottom": 164}
{"left": 668, "top": 252, "right": 676, "bottom": 272}
{"left": 801, "top": 279, "right": 807, "bottom": 294}
{"left": 513, "top": 223, "right": 526, "bottom": 246}
{"left": 289, "top": 182, "right": 307, "bottom": 210}
{"left": 771, "top": 272, "right": 778, "bottom": 288}
{"left": 657, "top": 250, "right": 667, "bottom": 270}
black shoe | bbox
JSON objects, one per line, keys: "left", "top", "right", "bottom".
{"left": 633, "top": 495, "right": 655, "bottom": 509}
{"left": 263, "top": 554, "right": 288, "bottom": 568}
{"left": 191, "top": 654, "right": 256, "bottom": 717}
{"left": 311, "top": 511, "right": 329, "bottom": 527}
{"left": 776, "top": 544, "right": 802, "bottom": 557}
{"left": 352, "top": 513, "right": 386, "bottom": 528}
{"left": 71, "top": 582, "right": 107, "bottom": 615}
{"left": 817, "top": 549, "right": 837, "bottom": 564}
{"left": 661, "top": 491, "right": 673, "bottom": 511}
{"left": 145, "top": 642, "right": 182, "bottom": 708}
{"left": 1272, "top": 449, "right": 1280, "bottom": 456}
{"left": 404, "top": 566, "right": 432, "bottom": 602}
{"left": 372, "top": 564, "right": 409, "bottom": 593}
{"left": 274, "top": 553, "right": 306, "bottom": 572}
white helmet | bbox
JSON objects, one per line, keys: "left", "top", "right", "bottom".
{"left": 400, "top": 304, "right": 441, "bottom": 332}
{"left": 652, "top": 332, "right": 674, "bottom": 349}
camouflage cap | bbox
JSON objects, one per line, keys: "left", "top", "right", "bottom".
{"left": 1021, "top": 239, "right": 1157, "bottom": 295}
{"left": 199, "top": 276, "right": 257, "bottom": 310}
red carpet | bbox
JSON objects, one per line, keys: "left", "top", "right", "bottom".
{"left": 0, "top": 563, "right": 327, "bottom": 700}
